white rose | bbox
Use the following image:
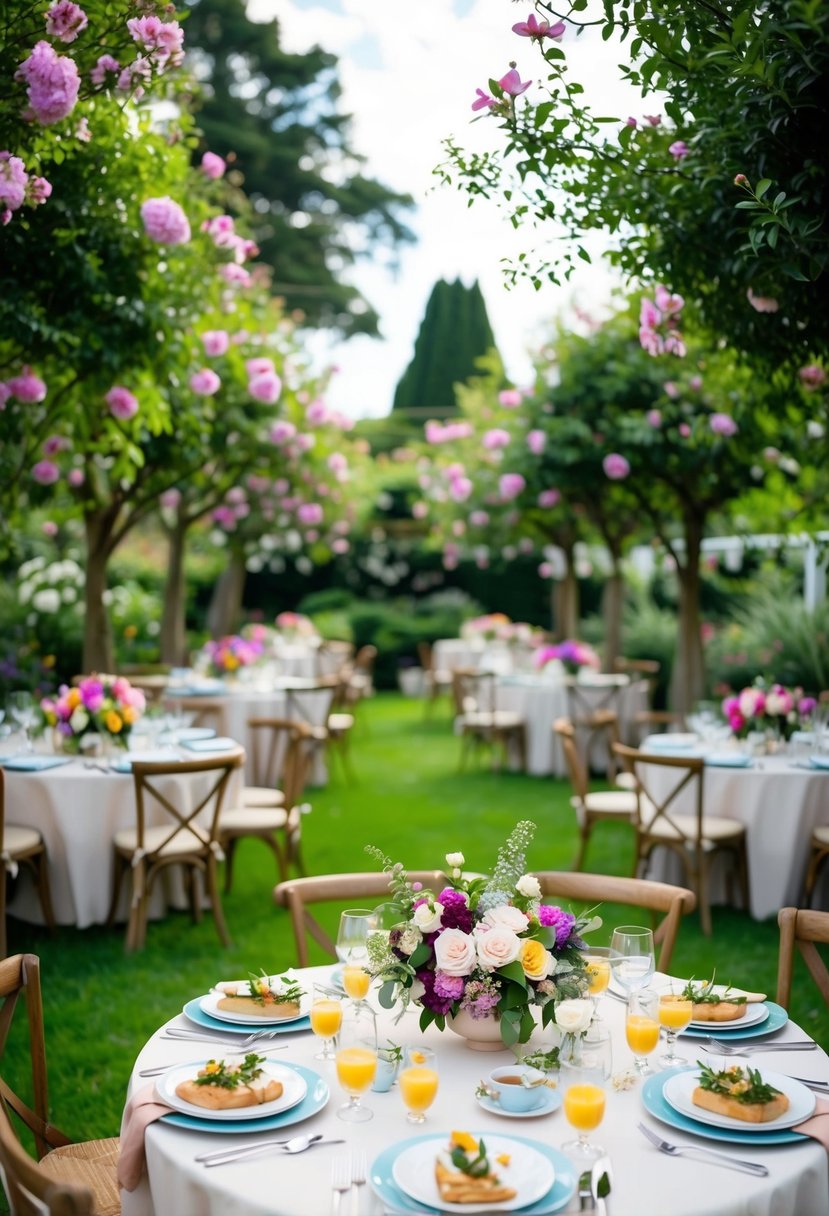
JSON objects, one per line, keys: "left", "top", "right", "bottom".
{"left": 765, "top": 692, "right": 785, "bottom": 716}
{"left": 433, "top": 928, "right": 477, "bottom": 976}
{"left": 398, "top": 926, "right": 422, "bottom": 955}
{"left": 516, "top": 874, "right": 542, "bottom": 900}
{"left": 413, "top": 901, "right": 443, "bottom": 934}
{"left": 483, "top": 904, "right": 529, "bottom": 933}
{"left": 69, "top": 708, "right": 89, "bottom": 732}
{"left": 555, "top": 999, "right": 594, "bottom": 1034}
{"left": 445, "top": 852, "right": 465, "bottom": 868}
{"left": 475, "top": 925, "right": 522, "bottom": 971}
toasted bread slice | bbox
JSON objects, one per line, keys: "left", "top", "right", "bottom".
{"left": 692, "top": 1085, "right": 789, "bottom": 1124}
{"left": 434, "top": 1161, "right": 517, "bottom": 1205}
{"left": 690, "top": 1001, "right": 747, "bottom": 1022}
{"left": 175, "top": 1077, "right": 283, "bottom": 1110}
{"left": 216, "top": 995, "right": 301, "bottom": 1019}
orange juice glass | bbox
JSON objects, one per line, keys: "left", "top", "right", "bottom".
{"left": 342, "top": 965, "right": 371, "bottom": 1001}
{"left": 626, "top": 988, "right": 660, "bottom": 1076}
{"left": 336, "top": 1046, "right": 377, "bottom": 1094}
{"left": 563, "top": 1083, "right": 606, "bottom": 1131}
{"left": 399, "top": 1046, "right": 438, "bottom": 1124}
{"left": 310, "top": 984, "right": 342, "bottom": 1061}
{"left": 658, "top": 995, "right": 693, "bottom": 1068}
{"left": 560, "top": 1026, "right": 611, "bottom": 1165}
{"left": 335, "top": 1002, "right": 378, "bottom": 1123}
{"left": 582, "top": 947, "right": 612, "bottom": 1020}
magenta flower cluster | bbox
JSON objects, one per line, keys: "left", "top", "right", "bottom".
{"left": 534, "top": 638, "right": 601, "bottom": 675}
{"left": 0, "top": 151, "right": 53, "bottom": 226}
{"left": 639, "top": 285, "right": 686, "bottom": 358}
{"left": 16, "top": 40, "right": 80, "bottom": 125}
{"left": 722, "top": 680, "right": 817, "bottom": 740}
{"left": 141, "top": 196, "right": 191, "bottom": 245}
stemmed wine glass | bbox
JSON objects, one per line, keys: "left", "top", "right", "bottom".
{"left": 561, "top": 1025, "right": 612, "bottom": 1165}
{"left": 9, "top": 691, "right": 38, "bottom": 753}
{"left": 657, "top": 992, "right": 694, "bottom": 1068}
{"left": 336, "top": 909, "right": 373, "bottom": 1001}
{"left": 310, "top": 982, "right": 342, "bottom": 1061}
{"left": 609, "top": 925, "right": 655, "bottom": 996}
{"left": 335, "top": 1001, "right": 378, "bottom": 1123}
{"left": 626, "top": 988, "right": 660, "bottom": 1077}
{"left": 399, "top": 1045, "right": 439, "bottom": 1125}
{"left": 582, "top": 946, "right": 612, "bottom": 1020}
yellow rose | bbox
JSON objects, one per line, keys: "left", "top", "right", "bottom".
{"left": 67, "top": 688, "right": 81, "bottom": 709}
{"left": 122, "top": 706, "right": 136, "bottom": 725}
{"left": 225, "top": 655, "right": 239, "bottom": 670}
{"left": 105, "top": 710, "right": 123, "bottom": 733}
{"left": 520, "top": 939, "right": 553, "bottom": 982}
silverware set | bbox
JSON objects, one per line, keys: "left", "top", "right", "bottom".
{"left": 196, "top": 1132, "right": 345, "bottom": 1167}
{"left": 701, "top": 1036, "right": 818, "bottom": 1056}
{"left": 330, "top": 1152, "right": 366, "bottom": 1215}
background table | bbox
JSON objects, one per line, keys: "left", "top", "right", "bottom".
{"left": 122, "top": 966, "right": 828, "bottom": 1216}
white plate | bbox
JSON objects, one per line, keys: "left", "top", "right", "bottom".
{"left": 200, "top": 985, "right": 309, "bottom": 1026}
{"left": 663, "top": 1068, "right": 815, "bottom": 1132}
{"left": 155, "top": 1059, "right": 306, "bottom": 1121}
{"left": 392, "top": 1134, "right": 554, "bottom": 1213}
{"left": 688, "top": 1001, "right": 769, "bottom": 1030}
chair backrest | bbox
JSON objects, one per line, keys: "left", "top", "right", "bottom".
{"left": 416, "top": 642, "right": 433, "bottom": 673}
{"left": 552, "top": 717, "right": 588, "bottom": 801}
{"left": 284, "top": 681, "right": 336, "bottom": 732}
{"left": 273, "top": 871, "right": 447, "bottom": 967}
{"left": 451, "top": 668, "right": 497, "bottom": 717}
{"left": 776, "top": 907, "right": 829, "bottom": 1010}
{"left": 533, "top": 871, "right": 697, "bottom": 972}
{"left": 613, "top": 658, "right": 660, "bottom": 679}
{"left": 316, "top": 641, "right": 355, "bottom": 679}
{"left": 613, "top": 742, "right": 705, "bottom": 844}
{"left": 353, "top": 645, "right": 377, "bottom": 677}
{"left": 131, "top": 753, "right": 243, "bottom": 855}
{"left": 246, "top": 717, "right": 302, "bottom": 790}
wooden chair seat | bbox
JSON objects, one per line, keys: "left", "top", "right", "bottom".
{"left": 39, "top": 1139, "right": 121, "bottom": 1215}
{"left": 219, "top": 806, "right": 290, "bottom": 832}
{"left": 240, "top": 787, "right": 286, "bottom": 809}
{"left": 113, "top": 823, "right": 215, "bottom": 857}
{"left": 813, "top": 825, "right": 829, "bottom": 846}
{"left": 2, "top": 770, "right": 56, "bottom": 957}
{"left": 328, "top": 712, "right": 355, "bottom": 734}
{"left": 4, "top": 823, "right": 44, "bottom": 854}
{"left": 578, "top": 790, "right": 639, "bottom": 819}
{"left": 459, "top": 709, "right": 524, "bottom": 730}
{"left": 554, "top": 715, "right": 638, "bottom": 870}
{"left": 642, "top": 813, "right": 746, "bottom": 845}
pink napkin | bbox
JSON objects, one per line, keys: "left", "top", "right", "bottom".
{"left": 118, "top": 1083, "right": 174, "bottom": 1191}
{"left": 796, "top": 1095, "right": 829, "bottom": 1151}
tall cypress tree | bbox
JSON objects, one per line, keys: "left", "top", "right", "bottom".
{"left": 392, "top": 278, "right": 501, "bottom": 412}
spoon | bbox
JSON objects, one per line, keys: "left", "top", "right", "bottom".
{"left": 198, "top": 1133, "right": 344, "bottom": 1167}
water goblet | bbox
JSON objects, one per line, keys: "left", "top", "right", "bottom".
{"left": 335, "top": 1001, "right": 377, "bottom": 1123}
{"left": 561, "top": 1025, "right": 612, "bottom": 1165}
{"left": 626, "top": 988, "right": 660, "bottom": 1077}
{"left": 657, "top": 993, "right": 694, "bottom": 1068}
{"left": 398, "top": 1045, "right": 438, "bottom": 1124}
{"left": 310, "top": 982, "right": 342, "bottom": 1061}
{"left": 609, "top": 925, "right": 655, "bottom": 995}
{"left": 335, "top": 909, "right": 373, "bottom": 964}
{"left": 9, "top": 691, "right": 38, "bottom": 753}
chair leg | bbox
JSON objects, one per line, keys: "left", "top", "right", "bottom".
{"left": 107, "top": 854, "right": 126, "bottom": 927}
{"left": 187, "top": 866, "right": 203, "bottom": 925}
{"left": 0, "top": 869, "right": 6, "bottom": 960}
{"left": 572, "top": 824, "right": 591, "bottom": 872}
{"left": 124, "top": 862, "right": 145, "bottom": 953}
{"left": 804, "top": 846, "right": 828, "bottom": 907}
{"left": 34, "top": 849, "right": 56, "bottom": 933}
{"left": 223, "top": 837, "right": 238, "bottom": 895}
{"left": 206, "top": 854, "right": 231, "bottom": 947}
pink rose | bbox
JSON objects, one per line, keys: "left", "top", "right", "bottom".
{"left": 201, "top": 151, "right": 226, "bottom": 179}
{"left": 140, "top": 197, "right": 190, "bottom": 245}
{"left": 249, "top": 371, "right": 281, "bottom": 403}
{"left": 527, "top": 429, "right": 546, "bottom": 455}
{"left": 603, "top": 453, "right": 630, "bottom": 480}
{"left": 8, "top": 366, "right": 46, "bottom": 402}
{"left": 483, "top": 427, "right": 510, "bottom": 450}
{"left": 32, "top": 459, "right": 60, "bottom": 484}
{"left": 16, "top": 41, "right": 80, "bottom": 125}
{"left": 105, "top": 385, "right": 138, "bottom": 420}
{"left": 499, "top": 472, "right": 525, "bottom": 501}
{"left": 538, "top": 488, "right": 560, "bottom": 508}
{"left": 474, "top": 924, "right": 522, "bottom": 971}
{"left": 45, "top": 2, "right": 88, "bottom": 42}
{"left": 498, "top": 388, "right": 523, "bottom": 408}
{"left": 202, "top": 330, "right": 229, "bottom": 356}
{"left": 190, "top": 369, "right": 221, "bottom": 396}
{"left": 433, "top": 928, "right": 477, "bottom": 976}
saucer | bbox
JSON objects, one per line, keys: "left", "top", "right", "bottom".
{"left": 476, "top": 1087, "right": 561, "bottom": 1119}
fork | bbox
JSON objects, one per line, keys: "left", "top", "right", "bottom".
{"left": 704, "top": 1036, "right": 818, "bottom": 1056}
{"left": 350, "top": 1149, "right": 367, "bottom": 1216}
{"left": 163, "top": 1028, "right": 284, "bottom": 1049}
{"left": 637, "top": 1122, "right": 768, "bottom": 1176}
{"left": 331, "top": 1156, "right": 350, "bottom": 1216}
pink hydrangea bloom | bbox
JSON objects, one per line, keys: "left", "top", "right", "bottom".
{"left": 603, "top": 453, "right": 630, "bottom": 480}
{"left": 483, "top": 427, "right": 510, "bottom": 450}
{"left": 0, "top": 153, "right": 28, "bottom": 211}
{"left": 472, "top": 88, "right": 496, "bottom": 112}
{"left": 297, "top": 502, "right": 323, "bottom": 526}
{"left": 16, "top": 41, "right": 80, "bottom": 125}
{"left": 710, "top": 412, "right": 738, "bottom": 437}
{"left": 499, "top": 68, "right": 532, "bottom": 97}
{"left": 8, "top": 366, "right": 46, "bottom": 402}
{"left": 246, "top": 357, "right": 274, "bottom": 377}
{"left": 669, "top": 140, "right": 689, "bottom": 161}
{"left": 269, "top": 421, "right": 296, "bottom": 445}
{"left": 527, "top": 428, "right": 546, "bottom": 455}
{"left": 201, "top": 330, "right": 229, "bottom": 356}
{"left": 45, "top": 2, "right": 88, "bottom": 42}
{"left": 499, "top": 472, "right": 525, "bottom": 501}
{"left": 249, "top": 371, "right": 281, "bottom": 404}
{"left": 67, "top": 467, "right": 84, "bottom": 486}
{"left": 202, "top": 214, "right": 236, "bottom": 245}
{"left": 646, "top": 409, "right": 662, "bottom": 427}
{"left": 498, "top": 388, "right": 523, "bottom": 408}
{"left": 105, "top": 385, "right": 138, "bottom": 420}
{"left": 190, "top": 369, "right": 221, "bottom": 396}
{"left": 32, "top": 459, "right": 60, "bottom": 484}
{"left": 201, "top": 151, "right": 226, "bottom": 179}
{"left": 538, "top": 488, "right": 560, "bottom": 508}
{"left": 306, "top": 399, "right": 329, "bottom": 424}
{"left": 219, "top": 263, "right": 250, "bottom": 286}
{"left": 28, "top": 175, "right": 51, "bottom": 204}
{"left": 160, "top": 488, "right": 181, "bottom": 510}
{"left": 141, "top": 197, "right": 190, "bottom": 245}
{"left": 90, "top": 54, "right": 119, "bottom": 86}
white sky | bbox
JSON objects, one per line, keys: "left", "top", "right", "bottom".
{"left": 248, "top": 0, "right": 646, "bottom": 417}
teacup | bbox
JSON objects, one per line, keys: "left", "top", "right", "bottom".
{"left": 488, "top": 1065, "right": 546, "bottom": 1112}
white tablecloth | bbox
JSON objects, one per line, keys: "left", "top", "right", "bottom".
{"left": 4, "top": 747, "right": 243, "bottom": 928}
{"left": 640, "top": 742, "right": 829, "bottom": 920}
{"left": 122, "top": 966, "right": 829, "bottom": 1216}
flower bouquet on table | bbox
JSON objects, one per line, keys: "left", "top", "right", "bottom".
{"left": 534, "top": 639, "right": 601, "bottom": 677}
{"left": 365, "top": 820, "right": 599, "bottom": 1048}
{"left": 201, "top": 634, "right": 264, "bottom": 678}
{"left": 40, "top": 675, "right": 146, "bottom": 752}
{"left": 722, "top": 677, "right": 817, "bottom": 743}
{"left": 460, "top": 613, "right": 513, "bottom": 644}
{"left": 274, "top": 611, "right": 319, "bottom": 644}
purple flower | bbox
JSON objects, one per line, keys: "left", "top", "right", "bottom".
{"left": 499, "top": 472, "right": 525, "bottom": 501}
{"left": 32, "top": 460, "right": 59, "bottom": 485}
{"left": 472, "top": 88, "right": 496, "bottom": 112}
{"left": 417, "top": 970, "right": 453, "bottom": 1016}
{"left": 438, "top": 888, "right": 468, "bottom": 908}
{"left": 669, "top": 140, "right": 689, "bottom": 161}
{"left": 16, "top": 41, "right": 80, "bottom": 125}
{"left": 141, "top": 197, "right": 190, "bottom": 245}
{"left": 433, "top": 972, "right": 465, "bottom": 1001}
{"left": 499, "top": 68, "right": 532, "bottom": 97}
{"left": 602, "top": 453, "right": 630, "bottom": 480}
{"left": 45, "top": 2, "right": 88, "bottom": 42}
{"left": 710, "top": 413, "right": 738, "bottom": 437}
{"left": 538, "top": 905, "right": 576, "bottom": 948}
{"left": 105, "top": 385, "right": 138, "bottom": 420}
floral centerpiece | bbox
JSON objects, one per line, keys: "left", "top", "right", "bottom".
{"left": 40, "top": 675, "right": 146, "bottom": 752}
{"left": 460, "top": 613, "right": 513, "bottom": 644}
{"left": 365, "top": 821, "right": 597, "bottom": 1048}
{"left": 722, "top": 678, "right": 817, "bottom": 742}
{"left": 275, "top": 611, "right": 319, "bottom": 642}
{"left": 202, "top": 634, "right": 264, "bottom": 677}
{"left": 534, "top": 640, "right": 601, "bottom": 676}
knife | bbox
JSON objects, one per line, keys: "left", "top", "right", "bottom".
{"left": 578, "top": 1169, "right": 596, "bottom": 1211}
{"left": 591, "top": 1156, "right": 611, "bottom": 1216}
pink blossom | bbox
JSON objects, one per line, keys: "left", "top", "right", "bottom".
{"left": 689, "top": 375, "right": 703, "bottom": 390}
{"left": 644, "top": 114, "right": 661, "bottom": 126}
{"left": 483, "top": 427, "right": 510, "bottom": 450}
{"left": 42, "top": 520, "right": 59, "bottom": 537}
{"left": 527, "top": 429, "right": 546, "bottom": 455}
{"left": 679, "top": 422, "right": 691, "bottom": 438}
{"left": 201, "top": 330, "right": 229, "bottom": 356}
{"left": 470, "top": 510, "right": 489, "bottom": 526}
{"left": 603, "top": 453, "right": 630, "bottom": 480}
{"left": 28, "top": 175, "right": 51, "bottom": 204}
{"left": 249, "top": 371, "right": 281, "bottom": 404}
{"left": 734, "top": 173, "right": 749, "bottom": 187}
{"left": 0, "top": 383, "right": 10, "bottom": 409}
{"left": 538, "top": 488, "right": 560, "bottom": 508}
{"left": 140, "top": 197, "right": 190, "bottom": 245}
{"left": 332, "top": 538, "right": 350, "bottom": 554}
{"left": 0, "top": 154, "right": 28, "bottom": 211}
{"left": 450, "top": 477, "right": 473, "bottom": 503}
{"left": 116, "top": 58, "right": 150, "bottom": 95}
{"left": 90, "top": 54, "right": 119, "bottom": 85}
{"left": 43, "top": 434, "right": 69, "bottom": 455}
{"left": 105, "top": 385, "right": 138, "bottom": 420}
{"left": 190, "top": 369, "right": 221, "bottom": 396}
{"left": 219, "top": 263, "right": 250, "bottom": 286}
{"left": 327, "top": 452, "right": 347, "bottom": 473}
{"left": 626, "top": 116, "right": 637, "bottom": 128}
{"left": 306, "top": 399, "right": 329, "bottom": 425}
{"left": 269, "top": 421, "right": 296, "bottom": 445}
{"left": 499, "top": 472, "right": 525, "bottom": 501}
{"left": 212, "top": 506, "right": 236, "bottom": 530}
{"left": 8, "top": 366, "right": 46, "bottom": 402}
{"left": 538, "top": 561, "right": 553, "bottom": 578}
{"left": 498, "top": 388, "right": 523, "bottom": 408}
{"left": 512, "top": 13, "right": 565, "bottom": 40}
{"left": 297, "top": 502, "right": 323, "bottom": 526}
{"left": 640, "top": 297, "right": 661, "bottom": 329}
{"left": 669, "top": 140, "right": 689, "bottom": 161}
{"left": 499, "top": 68, "right": 532, "bottom": 97}
{"left": 45, "top": 2, "right": 88, "bottom": 42}
{"left": 412, "top": 501, "right": 428, "bottom": 519}
{"left": 160, "top": 488, "right": 181, "bottom": 510}
{"left": 246, "top": 357, "right": 274, "bottom": 377}
{"left": 655, "top": 286, "right": 684, "bottom": 314}
{"left": 646, "top": 409, "right": 662, "bottom": 428}
{"left": 663, "top": 333, "right": 687, "bottom": 357}
{"left": 127, "top": 15, "right": 184, "bottom": 67}
{"left": 202, "top": 214, "right": 236, "bottom": 246}
{"left": 32, "top": 460, "right": 60, "bottom": 485}
{"left": 747, "top": 287, "right": 779, "bottom": 313}
{"left": 201, "top": 151, "right": 226, "bottom": 179}
{"left": 472, "top": 88, "right": 496, "bottom": 112}
{"left": 710, "top": 412, "right": 738, "bottom": 437}
{"left": 799, "top": 364, "right": 826, "bottom": 390}
{"left": 16, "top": 41, "right": 80, "bottom": 125}
{"left": 639, "top": 327, "right": 663, "bottom": 356}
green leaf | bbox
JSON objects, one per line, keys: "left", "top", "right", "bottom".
{"left": 408, "top": 943, "right": 431, "bottom": 969}
{"left": 755, "top": 178, "right": 772, "bottom": 199}
{"left": 498, "top": 960, "right": 528, "bottom": 986}
{"left": 378, "top": 980, "right": 397, "bottom": 1009}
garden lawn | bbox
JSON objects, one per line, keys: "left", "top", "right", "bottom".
{"left": 5, "top": 692, "right": 828, "bottom": 1146}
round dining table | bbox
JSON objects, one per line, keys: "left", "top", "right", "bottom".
{"left": 122, "top": 965, "right": 829, "bottom": 1216}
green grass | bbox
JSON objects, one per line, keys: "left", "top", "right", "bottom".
{"left": 5, "top": 692, "right": 828, "bottom": 1145}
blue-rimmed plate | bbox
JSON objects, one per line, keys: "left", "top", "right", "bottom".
{"left": 476, "top": 1087, "right": 561, "bottom": 1119}
{"left": 641, "top": 1068, "right": 805, "bottom": 1145}
{"left": 679, "top": 1001, "right": 787, "bottom": 1040}
{"left": 370, "top": 1133, "right": 576, "bottom": 1216}
{"left": 170, "top": 727, "right": 216, "bottom": 742}
{"left": 160, "top": 1062, "right": 327, "bottom": 1134}
{"left": 1, "top": 755, "right": 73, "bottom": 771}
{"left": 182, "top": 997, "right": 311, "bottom": 1035}
{"left": 181, "top": 736, "right": 239, "bottom": 752}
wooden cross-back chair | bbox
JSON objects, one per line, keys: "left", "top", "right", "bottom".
{"left": 553, "top": 716, "right": 638, "bottom": 871}
{"left": 107, "top": 752, "right": 242, "bottom": 951}
{"left": 776, "top": 907, "right": 829, "bottom": 1011}
{"left": 0, "top": 953, "right": 119, "bottom": 1215}
{"left": 220, "top": 719, "right": 314, "bottom": 891}
{"left": 532, "top": 871, "right": 697, "bottom": 973}
{"left": 451, "top": 668, "right": 526, "bottom": 772}
{"left": 613, "top": 742, "right": 750, "bottom": 936}
{"left": 1, "top": 767, "right": 55, "bottom": 958}
{"left": 273, "top": 871, "right": 447, "bottom": 967}
{"left": 417, "top": 642, "right": 452, "bottom": 714}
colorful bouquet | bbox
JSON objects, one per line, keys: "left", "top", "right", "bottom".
{"left": 40, "top": 675, "right": 146, "bottom": 750}
{"left": 722, "top": 678, "right": 817, "bottom": 741}
{"left": 203, "top": 634, "right": 264, "bottom": 676}
{"left": 275, "top": 611, "right": 318, "bottom": 641}
{"left": 365, "top": 821, "right": 597, "bottom": 1047}
{"left": 534, "top": 639, "right": 601, "bottom": 676}
{"left": 460, "top": 613, "right": 513, "bottom": 643}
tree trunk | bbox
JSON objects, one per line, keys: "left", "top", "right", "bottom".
{"left": 206, "top": 550, "right": 246, "bottom": 637}
{"left": 553, "top": 540, "right": 579, "bottom": 638}
{"left": 160, "top": 516, "right": 190, "bottom": 666}
{"left": 602, "top": 551, "right": 625, "bottom": 673}
{"left": 671, "top": 515, "right": 706, "bottom": 714}
{"left": 83, "top": 511, "right": 115, "bottom": 673}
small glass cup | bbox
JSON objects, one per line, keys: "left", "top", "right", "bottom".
{"left": 657, "top": 994, "right": 694, "bottom": 1068}
{"left": 310, "top": 982, "right": 342, "bottom": 1061}
{"left": 626, "top": 988, "right": 660, "bottom": 1077}
{"left": 398, "top": 1045, "right": 438, "bottom": 1124}
{"left": 335, "top": 1002, "right": 377, "bottom": 1123}
{"left": 561, "top": 1026, "right": 611, "bottom": 1165}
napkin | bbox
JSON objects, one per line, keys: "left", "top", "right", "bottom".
{"left": 0, "top": 755, "right": 73, "bottom": 771}
{"left": 809, "top": 756, "right": 829, "bottom": 771}
{"left": 704, "top": 753, "right": 753, "bottom": 768}
{"left": 662, "top": 977, "right": 767, "bottom": 1002}
{"left": 118, "top": 1083, "right": 174, "bottom": 1191}
{"left": 795, "top": 1095, "right": 829, "bottom": 1152}
{"left": 181, "top": 736, "right": 237, "bottom": 752}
